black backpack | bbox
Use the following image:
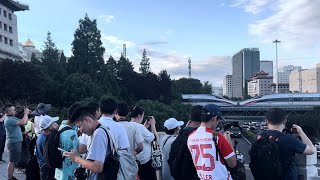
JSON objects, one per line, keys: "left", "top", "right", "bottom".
{"left": 26, "top": 136, "right": 40, "bottom": 180}
{"left": 168, "top": 127, "right": 199, "bottom": 180}
{"left": 44, "top": 126, "right": 72, "bottom": 169}
{"left": 249, "top": 131, "right": 284, "bottom": 180}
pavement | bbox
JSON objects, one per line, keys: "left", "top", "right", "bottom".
{"left": 0, "top": 150, "right": 26, "bottom": 180}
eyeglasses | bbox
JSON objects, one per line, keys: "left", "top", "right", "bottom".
{"left": 77, "top": 120, "right": 84, "bottom": 128}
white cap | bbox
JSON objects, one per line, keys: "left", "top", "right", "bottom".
{"left": 164, "top": 118, "right": 184, "bottom": 130}
{"left": 39, "top": 115, "right": 59, "bottom": 131}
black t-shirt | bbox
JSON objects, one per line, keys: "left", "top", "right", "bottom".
{"left": 261, "top": 130, "right": 307, "bottom": 180}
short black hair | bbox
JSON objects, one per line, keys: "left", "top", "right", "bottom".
{"left": 117, "top": 101, "right": 129, "bottom": 117}
{"left": 201, "top": 107, "right": 214, "bottom": 122}
{"left": 4, "top": 104, "right": 14, "bottom": 113}
{"left": 191, "top": 105, "right": 203, "bottom": 122}
{"left": 165, "top": 127, "right": 177, "bottom": 135}
{"left": 100, "top": 98, "right": 117, "bottom": 115}
{"left": 87, "top": 102, "right": 99, "bottom": 111}
{"left": 265, "top": 108, "right": 287, "bottom": 125}
{"left": 69, "top": 106, "right": 96, "bottom": 123}
{"left": 130, "top": 105, "right": 144, "bottom": 118}
{"left": 67, "top": 102, "right": 82, "bottom": 120}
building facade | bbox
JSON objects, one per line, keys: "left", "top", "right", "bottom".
{"left": 19, "top": 39, "right": 42, "bottom": 61}
{"left": 212, "top": 86, "right": 223, "bottom": 97}
{"left": 271, "top": 83, "right": 289, "bottom": 93}
{"left": 278, "top": 65, "right": 302, "bottom": 83}
{"left": 223, "top": 75, "right": 232, "bottom": 98}
{"left": 260, "top": 60, "right": 273, "bottom": 77}
{"left": 247, "top": 71, "right": 273, "bottom": 97}
{"left": 232, "top": 48, "right": 260, "bottom": 98}
{"left": 289, "top": 64, "right": 320, "bottom": 93}
{"left": 0, "top": 0, "right": 28, "bottom": 60}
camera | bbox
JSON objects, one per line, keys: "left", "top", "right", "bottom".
{"left": 74, "top": 167, "right": 87, "bottom": 180}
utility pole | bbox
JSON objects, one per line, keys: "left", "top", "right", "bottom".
{"left": 188, "top": 57, "right": 191, "bottom": 77}
{"left": 273, "top": 39, "right": 281, "bottom": 93}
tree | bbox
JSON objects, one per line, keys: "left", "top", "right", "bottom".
{"left": 30, "top": 53, "right": 40, "bottom": 64}
{"left": 158, "top": 70, "right": 173, "bottom": 104}
{"left": 42, "top": 31, "right": 59, "bottom": 65}
{"left": 69, "top": 14, "right": 105, "bottom": 76}
{"left": 59, "top": 51, "right": 67, "bottom": 64}
{"left": 106, "top": 56, "right": 117, "bottom": 78}
{"left": 139, "top": 49, "right": 150, "bottom": 75}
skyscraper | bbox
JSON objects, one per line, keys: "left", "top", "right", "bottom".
{"left": 223, "top": 75, "right": 232, "bottom": 98}
{"left": 260, "top": 60, "right": 273, "bottom": 77}
{"left": 232, "top": 48, "right": 260, "bottom": 98}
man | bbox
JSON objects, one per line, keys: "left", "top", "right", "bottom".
{"left": 187, "top": 104, "right": 236, "bottom": 180}
{"left": 64, "top": 106, "right": 109, "bottom": 180}
{"left": 54, "top": 103, "right": 81, "bottom": 180}
{"left": 4, "top": 105, "right": 31, "bottom": 180}
{"left": 99, "top": 98, "right": 129, "bottom": 150}
{"left": 168, "top": 105, "right": 202, "bottom": 180}
{"left": 251, "top": 108, "right": 315, "bottom": 180}
{"left": 36, "top": 115, "right": 59, "bottom": 180}
{"left": 0, "top": 112, "right": 6, "bottom": 162}
{"left": 32, "top": 103, "right": 51, "bottom": 136}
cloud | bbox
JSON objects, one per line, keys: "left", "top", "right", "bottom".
{"left": 99, "top": 15, "right": 115, "bottom": 24}
{"left": 139, "top": 41, "right": 169, "bottom": 46}
{"left": 232, "top": 0, "right": 320, "bottom": 50}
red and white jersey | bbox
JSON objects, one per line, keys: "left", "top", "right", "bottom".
{"left": 187, "top": 126, "right": 235, "bottom": 180}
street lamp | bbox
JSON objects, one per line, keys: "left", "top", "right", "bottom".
{"left": 273, "top": 39, "right": 281, "bottom": 93}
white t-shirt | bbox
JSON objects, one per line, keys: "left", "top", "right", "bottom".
{"left": 187, "top": 126, "right": 235, "bottom": 180}
{"left": 34, "top": 115, "right": 43, "bottom": 135}
{"left": 118, "top": 121, "right": 144, "bottom": 154}
{"left": 87, "top": 126, "right": 109, "bottom": 180}
{"left": 99, "top": 117, "right": 130, "bottom": 150}
{"left": 132, "top": 122, "right": 155, "bottom": 164}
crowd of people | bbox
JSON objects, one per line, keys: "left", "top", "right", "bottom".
{"left": 0, "top": 98, "right": 316, "bottom": 180}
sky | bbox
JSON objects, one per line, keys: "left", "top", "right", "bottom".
{"left": 16, "top": 0, "right": 320, "bottom": 86}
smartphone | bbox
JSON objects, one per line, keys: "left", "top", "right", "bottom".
{"left": 292, "top": 128, "right": 298, "bottom": 134}
{"left": 58, "top": 147, "right": 68, "bottom": 153}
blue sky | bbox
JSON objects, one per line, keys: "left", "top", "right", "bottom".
{"left": 16, "top": 0, "right": 320, "bottom": 86}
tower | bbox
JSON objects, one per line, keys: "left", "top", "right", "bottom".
{"left": 188, "top": 57, "right": 191, "bottom": 77}
{"left": 122, "top": 44, "right": 126, "bottom": 59}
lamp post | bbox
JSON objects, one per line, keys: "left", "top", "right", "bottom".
{"left": 273, "top": 39, "right": 281, "bottom": 93}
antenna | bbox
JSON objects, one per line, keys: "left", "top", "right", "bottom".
{"left": 123, "top": 44, "right": 126, "bottom": 59}
{"left": 188, "top": 57, "right": 191, "bottom": 77}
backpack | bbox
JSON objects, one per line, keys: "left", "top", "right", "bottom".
{"left": 26, "top": 136, "right": 40, "bottom": 180}
{"left": 249, "top": 131, "right": 284, "bottom": 180}
{"left": 168, "top": 127, "right": 199, "bottom": 180}
{"left": 213, "top": 133, "right": 246, "bottom": 180}
{"left": 99, "top": 126, "right": 138, "bottom": 180}
{"left": 44, "top": 126, "right": 72, "bottom": 169}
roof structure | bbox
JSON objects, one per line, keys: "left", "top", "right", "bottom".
{"left": 1, "top": 0, "right": 29, "bottom": 11}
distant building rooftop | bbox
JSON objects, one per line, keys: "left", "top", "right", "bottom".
{"left": 1, "top": 0, "right": 29, "bottom": 11}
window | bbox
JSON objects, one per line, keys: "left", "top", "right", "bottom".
{"left": 4, "top": 24, "right": 7, "bottom": 31}
{"left": 0, "top": 8, "right": 1, "bottom": 15}
{"left": 0, "top": 35, "right": 2, "bottom": 43}
{"left": 9, "top": 13, "right": 12, "bottom": 20}
{"left": 9, "top": 26, "right": 12, "bottom": 33}
{"left": 4, "top": 10, "right": 7, "bottom": 18}
{"left": 0, "top": 21, "right": 2, "bottom": 29}
{"left": 9, "top": 39, "right": 13, "bottom": 46}
{"left": 4, "top": 37, "right": 8, "bottom": 44}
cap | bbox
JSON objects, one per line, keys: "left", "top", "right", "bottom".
{"left": 164, "top": 118, "right": 184, "bottom": 130}
{"left": 31, "top": 103, "right": 51, "bottom": 116}
{"left": 39, "top": 115, "right": 59, "bottom": 131}
{"left": 202, "top": 104, "right": 225, "bottom": 123}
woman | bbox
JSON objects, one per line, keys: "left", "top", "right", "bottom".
{"left": 130, "top": 106, "right": 158, "bottom": 180}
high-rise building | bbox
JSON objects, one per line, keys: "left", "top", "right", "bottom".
{"left": 232, "top": 48, "right": 260, "bottom": 98}
{"left": 223, "top": 75, "right": 232, "bottom": 98}
{"left": 247, "top": 71, "right": 273, "bottom": 97}
{"left": 278, "top": 65, "right": 302, "bottom": 83}
{"left": 289, "top": 64, "right": 320, "bottom": 93}
{"left": 260, "top": 60, "right": 273, "bottom": 77}
{"left": 0, "top": 0, "right": 29, "bottom": 60}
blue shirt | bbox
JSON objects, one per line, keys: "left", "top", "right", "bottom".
{"left": 55, "top": 121, "right": 79, "bottom": 180}
{"left": 36, "top": 133, "right": 47, "bottom": 167}
{"left": 4, "top": 116, "right": 23, "bottom": 143}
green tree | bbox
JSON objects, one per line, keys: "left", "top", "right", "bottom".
{"left": 139, "top": 49, "right": 150, "bottom": 75}
{"left": 59, "top": 51, "right": 67, "bottom": 64}
{"left": 30, "top": 53, "right": 40, "bottom": 64}
{"left": 68, "top": 14, "right": 105, "bottom": 77}
{"left": 42, "top": 31, "right": 59, "bottom": 65}
{"left": 106, "top": 56, "right": 117, "bottom": 78}
{"left": 158, "top": 70, "right": 173, "bottom": 104}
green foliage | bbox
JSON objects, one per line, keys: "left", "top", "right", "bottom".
{"left": 139, "top": 49, "right": 150, "bottom": 75}
{"left": 42, "top": 31, "right": 59, "bottom": 65}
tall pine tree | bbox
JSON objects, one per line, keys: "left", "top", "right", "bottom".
{"left": 139, "top": 49, "right": 150, "bottom": 75}
{"left": 42, "top": 31, "right": 59, "bottom": 65}
{"left": 69, "top": 14, "right": 105, "bottom": 76}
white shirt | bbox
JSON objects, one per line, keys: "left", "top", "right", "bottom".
{"left": 99, "top": 116, "right": 130, "bottom": 150}
{"left": 118, "top": 121, "right": 144, "bottom": 154}
{"left": 34, "top": 115, "right": 43, "bottom": 135}
{"left": 132, "top": 122, "right": 155, "bottom": 164}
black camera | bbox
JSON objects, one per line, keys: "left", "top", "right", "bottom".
{"left": 74, "top": 167, "right": 87, "bottom": 180}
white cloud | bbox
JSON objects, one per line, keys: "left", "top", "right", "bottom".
{"left": 99, "top": 15, "right": 115, "bottom": 24}
{"left": 231, "top": 0, "right": 271, "bottom": 14}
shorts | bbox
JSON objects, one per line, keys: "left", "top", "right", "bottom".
{"left": 7, "top": 142, "right": 22, "bottom": 163}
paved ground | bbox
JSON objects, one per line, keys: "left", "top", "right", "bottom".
{"left": 0, "top": 150, "right": 26, "bottom": 180}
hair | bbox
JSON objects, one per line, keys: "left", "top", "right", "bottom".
{"left": 67, "top": 102, "right": 82, "bottom": 120}
{"left": 4, "top": 104, "right": 14, "bottom": 114}
{"left": 117, "top": 101, "right": 130, "bottom": 117}
{"left": 87, "top": 102, "right": 99, "bottom": 111}
{"left": 130, "top": 105, "right": 144, "bottom": 118}
{"left": 191, "top": 105, "right": 203, "bottom": 122}
{"left": 100, "top": 98, "right": 117, "bottom": 115}
{"left": 69, "top": 106, "right": 96, "bottom": 123}
{"left": 265, "top": 108, "right": 287, "bottom": 125}
{"left": 165, "top": 127, "right": 178, "bottom": 135}
{"left": 200, "top": 107, "right": 214, "bottom": 122}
